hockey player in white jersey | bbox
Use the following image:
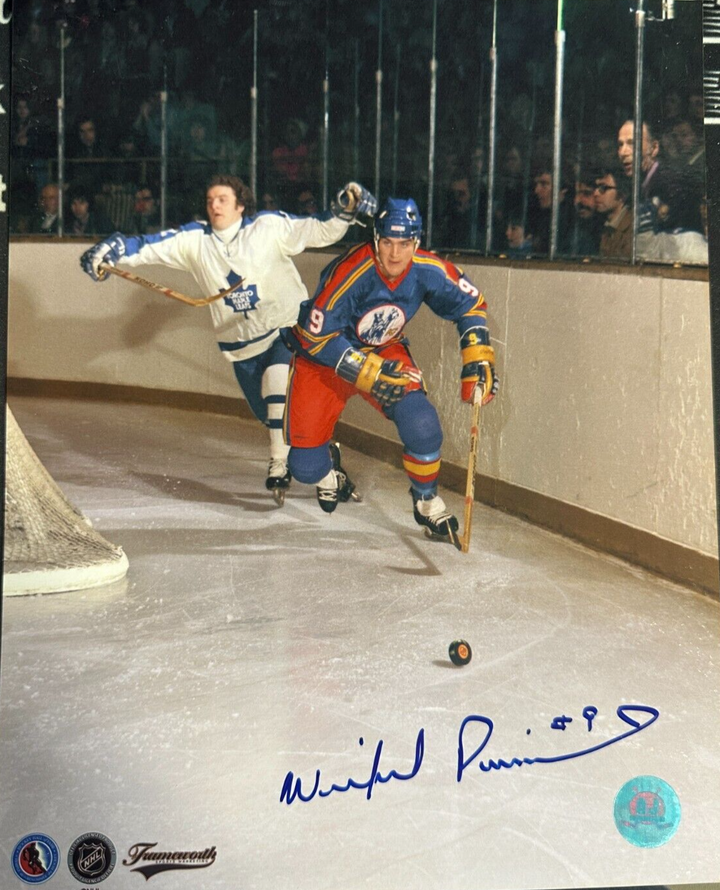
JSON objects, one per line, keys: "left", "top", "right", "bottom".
{"left": 80, "top": 174, "right": 376, "bottom": 503}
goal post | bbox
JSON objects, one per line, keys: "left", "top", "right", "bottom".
{"left": 3, "top": 406, "right": 129, "bottom": 596}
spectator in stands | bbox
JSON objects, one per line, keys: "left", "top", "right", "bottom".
{"left": 442, "top": 176, "right": 472, "bottom": 247}
{"left": 439, "top": 173, "right": 485, "bottom": 249}
{"left": 68, "top": 116, "right": 107, "bottom": 194}
{"left": 177, "top": 90, "right": 218, "bottom": 149}
{"left": 31, "top": 183, "right": 60, "bottom": 235}
{"left": 271, "top": 118, "right": 312, "bottom": 201}
{"left": 527, "top": 160, "right": 572, "bottom": 255}
{"left": 617, "top": 119, "right": 674, "bottom": 228}
{"left": 570, "top": 171, "right": 602, "bottom": 257}
{"left": 489, "top": 143, "right": 526, "bottom": 249}
{"left": 129, "top": 184, "right": 161, "bottom": 235}
{"left": 177, "top": 118, "right": 239, "bottom": 216}
{"left": 12, "top": 96, "right": 51, "bottom": 158}
{"left": 118, "top": 10, "right": 162, "bottom": 109}
{"left": 13, "top": 21, "right": 56, "bottom": 116}
{"left": 499, "top": 144, "right": 525, "bottom": 206}
{"left": 295, "top": 185, "right": 319, "bottom": 216}
{"left": 70, "top": 115, "right": 106, "bottom": 160}
{"left": 658, "top": 91, "right": 684, "bottom": 163}
{"left": 67, "top": 185, "right": 114, "bottom": 237}
{"left": 594, "top": 163, "right": 632, "bottom": 260}
{"left": 663, "top": 88, "right": 684, "bottom": 123}
{"left": 659, "top": 124, "right": 680, "bottom": 166}
{"left": 181, "top": 119, "right": 220, "bottom": 165}
{"left": 504, "top": 208, "right": 533, "bottom": 258}
{"left": 668, "top": 118, "right": 705, "bottom": 233}
{"left": 113, "top": 133, "right": 144, "bottom": 188}
{"left": 258, "top": 189, "right": 278, "bottom": 212}
{"left": 132, "top": 92, "right": 179, "bottom": 154}
{"left": 595, "top": 134, "right": 617, "bottom": 169}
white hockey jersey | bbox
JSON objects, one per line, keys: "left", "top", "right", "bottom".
{"left": 118, "top": 211, "right": 349, "bottom": 361}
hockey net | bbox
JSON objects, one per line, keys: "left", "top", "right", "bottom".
{"left": 3, "top": 406, "right": 129, "bottom": 596}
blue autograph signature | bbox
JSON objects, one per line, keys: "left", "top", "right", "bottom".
{"left": 279, "top": 705, "right": 659, "bottom": 806}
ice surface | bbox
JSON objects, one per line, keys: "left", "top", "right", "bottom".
{"left": 1, "top": 396, "right": 718, "bottom": 890}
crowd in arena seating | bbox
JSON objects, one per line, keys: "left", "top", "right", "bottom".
{"left": 9, "top": 0, "right": 708, "bottom": 265}
{"left": 435, "top": 110, "right": 707, "bottom": 263}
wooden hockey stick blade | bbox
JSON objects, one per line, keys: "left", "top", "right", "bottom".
{"left": 98, "top": 264, "right": 243, "bottom": 307}
{"left": 460, "top": 396, "right": 482, "bottom": 554}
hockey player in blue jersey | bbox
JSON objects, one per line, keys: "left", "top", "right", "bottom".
{"left": 284, "top": 197, "right": 498, "bottom": 547}
{"left": 80, "top": 175, "right": 376, "bottom": 503}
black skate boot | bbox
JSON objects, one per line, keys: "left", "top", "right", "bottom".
{"left": 316, "top": 443, "right": 362, "bottom": 513}
{"left": 265, "top": 458, "right": 292, "bottom": 505}
{"left": 412, "top": 491, "right": 461, "bottom": 550}
{"left": 329, "top": 442, "right": 361, "bottom": 503}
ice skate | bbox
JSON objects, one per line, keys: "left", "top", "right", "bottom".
{"left": 316, "top": 443, "right": 362, "bottom": 513}
{"left": 265, "top": 458, "right": 292, "bottom": 505}
{"left": 329, "top": 442, "right": 362, "bottom": 503}
{"left": 412, "top": 492, "right": 461, "bottom": 550}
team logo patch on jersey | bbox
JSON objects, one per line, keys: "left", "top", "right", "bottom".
{"left": 68, "top": 832, "right": 117, "bottom": 884}
{"left": 356, "top": 304, "right": 406, "bottom": 345}
{"left": 12, "top": 834, "right": 60, "bottom": 884}
{"left": 224, "top": 284, "right": 259, "bottom": 318}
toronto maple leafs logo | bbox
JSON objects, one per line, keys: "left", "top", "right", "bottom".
{"left": 356, "top": 303, "right": 406, "bottom": 345}
{"left": 224, "top": 283, "right": 260, "bottom": 319}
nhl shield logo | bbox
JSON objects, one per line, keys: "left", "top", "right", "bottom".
{"left": 77, "top": 844, "right": 105, "bottom": 876}
{"left": 68, "top": 833, "right": 117, "bottom": 884}
{"left": 356, "top": 303, "right": 406, "bottom": 345}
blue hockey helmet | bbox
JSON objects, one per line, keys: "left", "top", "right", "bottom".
{"left": 374, "top": 197, "right": 423, "bottom": 242}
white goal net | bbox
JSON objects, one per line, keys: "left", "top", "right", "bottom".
{"left": 3, "top": 406, "right": 129, "bottom": 596}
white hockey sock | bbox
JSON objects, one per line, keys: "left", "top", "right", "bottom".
{"left": 262, "top": 363, "right": 291, "bottom": 462}
{"left": 416, "top": 494, "right": 448, "bottom": 518}
{"left": 316, "top": 469, "right": 336, "bottom": 488}
{"left": 268, "top": 430, "right": 290, "bottom": 463}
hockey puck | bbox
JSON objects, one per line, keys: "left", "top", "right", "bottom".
{"left": 449, "top": 640, "right": 472, "bottom": 666}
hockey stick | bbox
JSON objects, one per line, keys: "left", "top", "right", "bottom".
{"left": 460, "top": 391, "right": 483, "bottom": 554}
{"left": 98, "top": 263, "right": 243, "bottom": 307}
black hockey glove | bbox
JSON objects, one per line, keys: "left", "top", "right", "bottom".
{"left": 336, "top": 348, "right": 422, "bottom": 408}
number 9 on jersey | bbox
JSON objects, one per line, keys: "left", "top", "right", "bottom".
{"left": 309, "top": 308, "right": 324, "bottom": 334}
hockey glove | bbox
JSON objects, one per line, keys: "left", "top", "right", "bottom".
{"left": 336, "top": 348, "right": 422, "bottom": 408}
{"left": 80, "top": 232, "right": 128, "bottom": 282}
{"left": 460, "top": 328, "right": 498, "bottom": 404}
{"left": 331, "top": 182, "right": 378, "bottom": 223}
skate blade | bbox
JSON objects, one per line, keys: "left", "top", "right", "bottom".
{"left": 422, "top": 526, "right": 462, "bottom": 550}
{"left": 272, "top": 488, "right": 286, "bottom": 506}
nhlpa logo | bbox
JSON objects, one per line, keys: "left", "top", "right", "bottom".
{"left": 356, "top": 303, "right": 406, "bottom": 345}
{"left": 224, "top": 284, "right": 260, "bottom": 319}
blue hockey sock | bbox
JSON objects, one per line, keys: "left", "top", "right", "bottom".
{"left": 389, "top": 392, "right": 443, "bottom": 499}
{"left": 288, "top": 443, "right": 333, "bottom": 485}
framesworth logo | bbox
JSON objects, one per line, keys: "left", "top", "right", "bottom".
{"left": 122, "top": 843, "right": 217, "bottom": 880}
{"left": 12, "top": 834, "right": 60, "bottom": 884}
{"left": 68, "top": 832, "right": 117, "bottom": 884}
